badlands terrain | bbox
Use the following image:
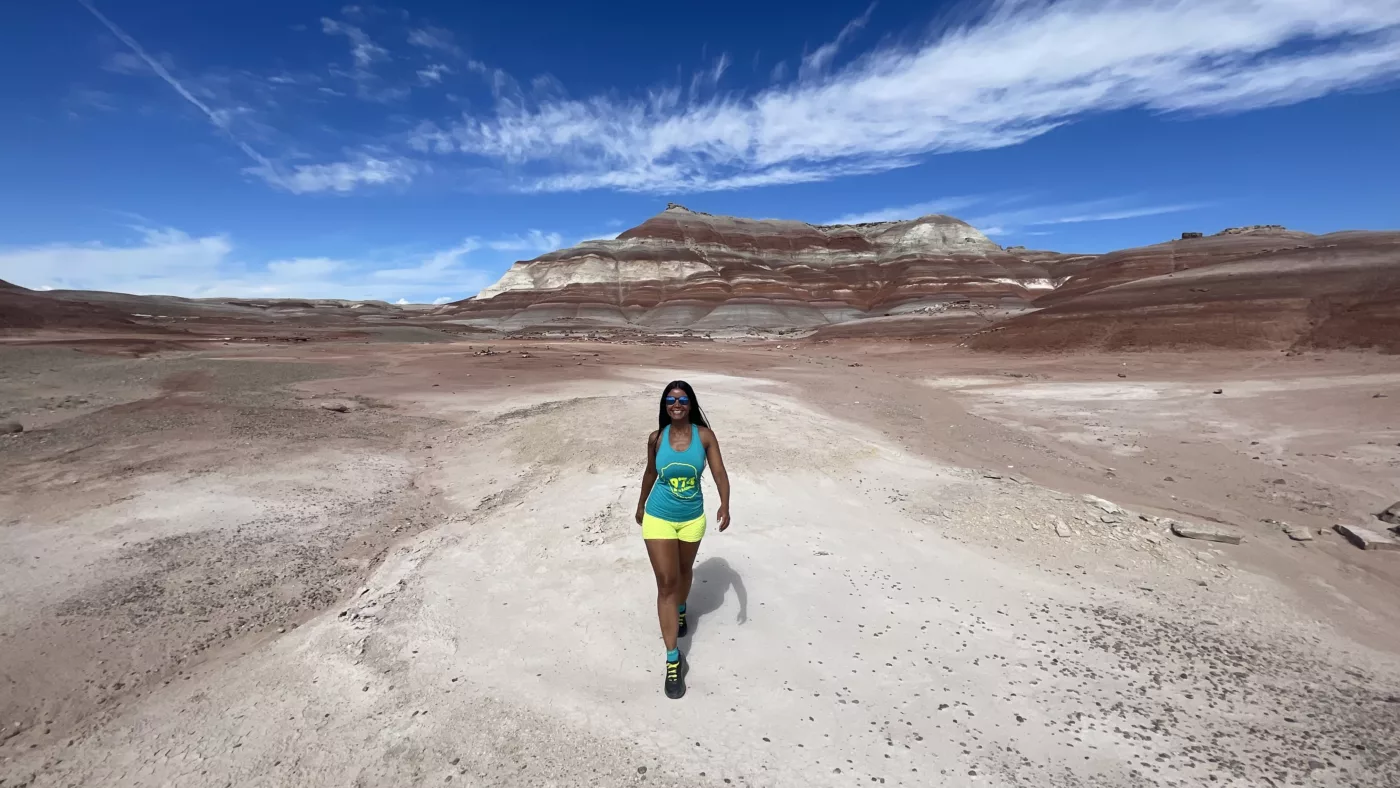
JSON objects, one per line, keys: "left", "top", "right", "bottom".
{"left": 2, "top": 208, "right": 1399, "bottom": 787}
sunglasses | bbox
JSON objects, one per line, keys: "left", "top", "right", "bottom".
{"left": 665, "top": 395, "right": 690, "bottom": 405}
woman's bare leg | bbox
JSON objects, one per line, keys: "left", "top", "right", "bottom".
{"left": 644, "top": 539, "right": 682, "bottom": 652}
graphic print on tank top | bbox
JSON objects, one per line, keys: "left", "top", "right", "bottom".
{"left": 645, "top": 424, "right": 707, "bottom": 522}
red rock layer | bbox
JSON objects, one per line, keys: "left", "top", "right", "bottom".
{"left": 966, "top": 230, "right": 1400, "bottom": 353}
{"left": 449, "top": 205, "right": 1088, "bottom": 331}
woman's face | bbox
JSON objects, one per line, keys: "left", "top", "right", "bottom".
{"left": 665, "top": 387, "right": 691, "bottom": 421}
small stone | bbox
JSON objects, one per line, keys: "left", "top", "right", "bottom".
{"left": 637, "top": 766, "right": 648, "bottom": 775}
{"left": 1117, "top": 373, "right": 1126, "bottom": 378}
{"left": 1377, "top": 501, "right": 1400, "bottom": 525}
{"left": 320, "top": 401, "right": 355, "bottom": 413}
{"left": 1084, "top": 495, "right": 1123, "bottom": 515}
{"left": 1212, "top": 389, "right": 1223, "bottom": 394}
{"left": 0, "top": 421, "right": 23, "bottom": 434}
{"left": 982, "top": 472, "right": 1003, "bottom": 480}
{"left": 1171, "top": 522, "right": 1243, "bottom": 545}
{"left": 1334, "top": 524, "right": 1400, "bottom": 551}
{"left": 1054, "top": 520, "right": 1072, "bottom": 538}
{"left": 1282, "top": 523, "right": 1313, "bottom": 542}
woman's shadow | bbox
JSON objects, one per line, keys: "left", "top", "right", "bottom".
{"left": 682, "top": 557, "right": 748, "bottom": 643}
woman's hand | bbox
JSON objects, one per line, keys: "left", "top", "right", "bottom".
{"left": 716, "top": 504, "right": 731, "bottom": 532}
{"left": 635, "top": 506, "right": 645, "bottom": 526}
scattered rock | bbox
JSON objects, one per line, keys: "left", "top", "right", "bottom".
{"left": 1281, "top": 523, "right": 1313, "bottom": 541}
{"left": 0, "top": 420, "right": 23, "bottom": 434}
{"left": 1377, "top": 501, "right": 1400, "bottom": 525}
{"left": 1212, "top": 389, "right": 1224, "bottom": 395}
{"left": 1117, "top": 373, "right": 1127, "bottom": 378}
{"left": 1083, "top": 495, "right": 1123, "bottom": 515}
{"left": 981, "top": 472, "right": 1003, "bottom": 480}
{"left": 1054, "top": 520, "right": 1072, "bottom": 538}
{"left": 1171, "top": 522, "right": 1243, "bottom": 545}
{"left": 320, "top": 401, "right": 357, "bottom": 413}
{"left": 1334, "top": 524, "right": 1400, "bottom": 551}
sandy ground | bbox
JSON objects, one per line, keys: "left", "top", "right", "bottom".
{"left": 2, "top": 334, "right": 1399, "bottom": 787}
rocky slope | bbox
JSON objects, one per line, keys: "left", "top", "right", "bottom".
{"left": 966, "top": 227, "right": 1400, "bottom": 353}
{"left": 446, "top": 204, "right": 1093, "bottom": 333}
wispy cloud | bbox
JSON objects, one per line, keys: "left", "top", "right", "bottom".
{"left": 487, "top": 230, "right": 564, "bottom": 254}
{"left": 78, "top": 0, "right": 280, "bottom": 174}
{"left": 408, "top": 26, "right": 462, "bottom": 56}
{"left": 0, "top": 226, "right": 547, "bottom": 301}
{"left": 417, "top": 63, "right": 451, "bottom": 84}
{"left": 79, "top": 1, "right": 414, "bottom": 194}
{"left": 825, "top": 196, "right": 984, "bottom": 225}
{"left": 826, "top": 194, "right": 1203, "bottom": 233}
{"left": 799, "top": 2, "right": 876, "bottom": 81}
{"left": 965, "top": 199, "right": 1204, "bottom": 234}
{"left": 253, "top": 156, "right": 418, "bottom": 195}
{"left": 412, "top": 0, "right": 1400, "bottom": 192}
{"left": 321, "top": 17, "right": 387, "bottom": 68}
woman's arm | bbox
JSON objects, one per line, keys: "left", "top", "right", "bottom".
{"left": 635, "top": 431, "right": 660, "bottom": 524}
{"left": 702, "top": 428, "right": 731, "bottom": 531}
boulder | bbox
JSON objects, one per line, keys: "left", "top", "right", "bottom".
{"left": 1377, "top": 501, "right": 1400, "bottom": 525}
{"left": 0, "top": 420, "right": 22, "bottom": 434}
{"left": 1334, "top": 524, "right": 1400, "bottom": 551}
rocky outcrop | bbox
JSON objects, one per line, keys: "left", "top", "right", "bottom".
{"left": 966, "top": 229, "right": 1400, "bottom": 353}
{"left": 448, "top": 205, "right": 1092, "bottom": 333}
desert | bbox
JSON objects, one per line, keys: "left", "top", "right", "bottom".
{"left": 3, "top": 204, "right": 1400, "bottom": 787}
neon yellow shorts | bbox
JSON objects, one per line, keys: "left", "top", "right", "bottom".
{"left": 641, "top": 512, "right": 707, "bottom": 543}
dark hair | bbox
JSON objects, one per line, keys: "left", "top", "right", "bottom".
{"left": 656, "top": 380, "right": 711, "bottom": 432}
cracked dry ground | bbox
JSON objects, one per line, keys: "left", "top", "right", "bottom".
{"left": 2, "top": 338, "right": 1399, "bottom": 788}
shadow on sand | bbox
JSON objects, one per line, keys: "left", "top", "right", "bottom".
{"left": 683, "top": 556, "right": 748, "bottom": 642}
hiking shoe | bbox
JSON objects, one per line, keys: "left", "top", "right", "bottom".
{"left": 664, "top": 653, "right": 687, "bottom": 699}
{"left": 677, "top": 608, "right": 688, "bottom": 638}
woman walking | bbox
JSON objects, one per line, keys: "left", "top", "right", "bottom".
{"left": 635, "top": 380, "right": 731, "bottom": 699}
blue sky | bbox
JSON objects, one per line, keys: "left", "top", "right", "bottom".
{"left": 2, "top": 0, "right": 1399, "bottom": 303}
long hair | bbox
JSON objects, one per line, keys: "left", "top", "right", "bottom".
{"left": 656, "top": 379, "right": 711, "bottom": 432}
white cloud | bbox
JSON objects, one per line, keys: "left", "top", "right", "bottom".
{"left": 79, "top": 2, "right": 414, "bottom": 195}
{"left": 411, "top": 0, "right": 1400, "bottom": 192}
{"left": 798, "top": 2, "right": 875, "bottom": 81}
{"left": 320, "top": 17, "right": 387, "bottom": 69}
{"left": 825, "top": 196, "right": 984, "bottom": 225}
{"left": 825, "top": 194, "right": 1202, "bottom": 233}
{"left": 486, "top": 230, "right": 564, "bottom": 254}
{"left": 408, "top": 27, "right": 462, "bottom": 55}
{"left": 572, "top": 230, "right": 621, "bottom": 246}
{"left": 966, "top": 199, "right": 1204, "bottom": 233}
{"left": 0, "top": 227, "right": 552, "bottom": 302}
{"left": 431, "top": 296, "right": 455, "bottom": 305}
{"left": 418, "top": 63, "right": 451, "bottom": 84}
{"left": 249, "top": 155, "right": 417, "bottom": 194}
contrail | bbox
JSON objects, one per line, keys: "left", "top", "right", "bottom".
{"left": 76, "top": 0, "right": 278, "bottom": 173}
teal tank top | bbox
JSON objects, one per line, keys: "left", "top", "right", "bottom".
{"left": 645, "top": 424, "right": 707, "bottom": 521}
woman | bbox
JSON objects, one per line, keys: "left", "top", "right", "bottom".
{"left": 635, "top": 380, "right": 731, "bottom": 699}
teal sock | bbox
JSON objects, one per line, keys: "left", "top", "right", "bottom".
{"left": 678, "top": 603, "right": 686, "bottom": 615}
{"left": 666, "top": 648, "right": 680, "bottom": 663}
